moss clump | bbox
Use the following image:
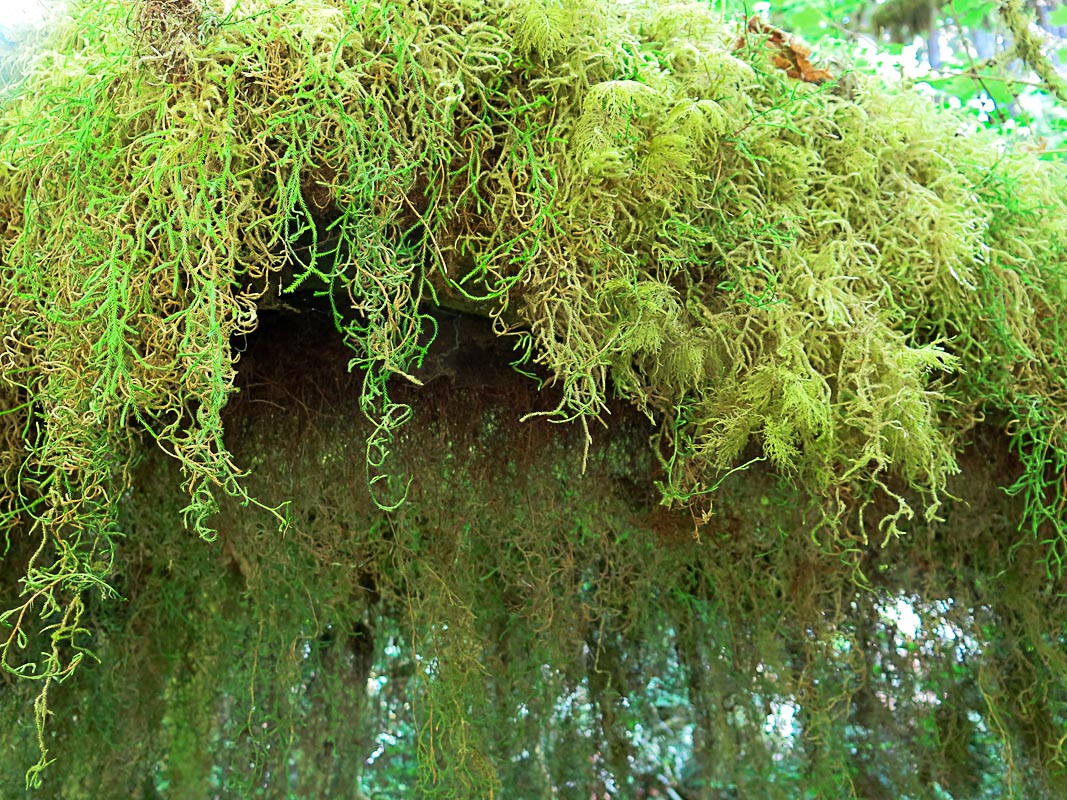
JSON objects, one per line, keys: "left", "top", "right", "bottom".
{"left": 0, "top": 0, "right": 1065, "bottom": 794}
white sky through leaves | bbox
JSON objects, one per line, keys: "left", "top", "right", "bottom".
{"left": 1, "top": 0, "right": 49, "bottom": 32}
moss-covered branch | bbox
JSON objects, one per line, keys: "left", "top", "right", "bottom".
{"left": 0, "top": 0, "right": 1065, "bottom": 792}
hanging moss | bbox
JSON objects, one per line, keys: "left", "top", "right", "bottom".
{"left": 0, "top": 0, "right": 1065, "bottom": 796}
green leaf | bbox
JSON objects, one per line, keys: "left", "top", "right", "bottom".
{"left": 924, "top": 74, "right": 979, "bottom": 103}
{"left": 955, "top": 0, "right": 997, "bottom": 28}
{"left": 1049, "top": 6, "right": 1067, "bottom": 26}
{"left": 789, "top": 6, "right": 826, "bottom": 38}
{"left": 984, "top": 80, "right": 1015, "bottom": 110}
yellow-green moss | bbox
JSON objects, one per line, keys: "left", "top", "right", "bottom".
{"left": 0, "top": 0, "right": 1065, "bottom": 794}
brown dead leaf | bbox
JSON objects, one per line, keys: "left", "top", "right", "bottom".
{"left": 735, "top": 16, "right": 835, "bottom": 85}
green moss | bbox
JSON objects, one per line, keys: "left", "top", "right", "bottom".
{"left": 0, "top": 0, "right": 1066, "bottom": 795}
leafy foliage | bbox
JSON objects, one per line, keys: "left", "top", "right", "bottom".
{"left": 768, "top": 0, "right": 1067, "bottom": 156}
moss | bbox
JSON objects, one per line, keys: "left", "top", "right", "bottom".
{"left": 0, "top": 0, "right": 1066, "bottom": 794}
